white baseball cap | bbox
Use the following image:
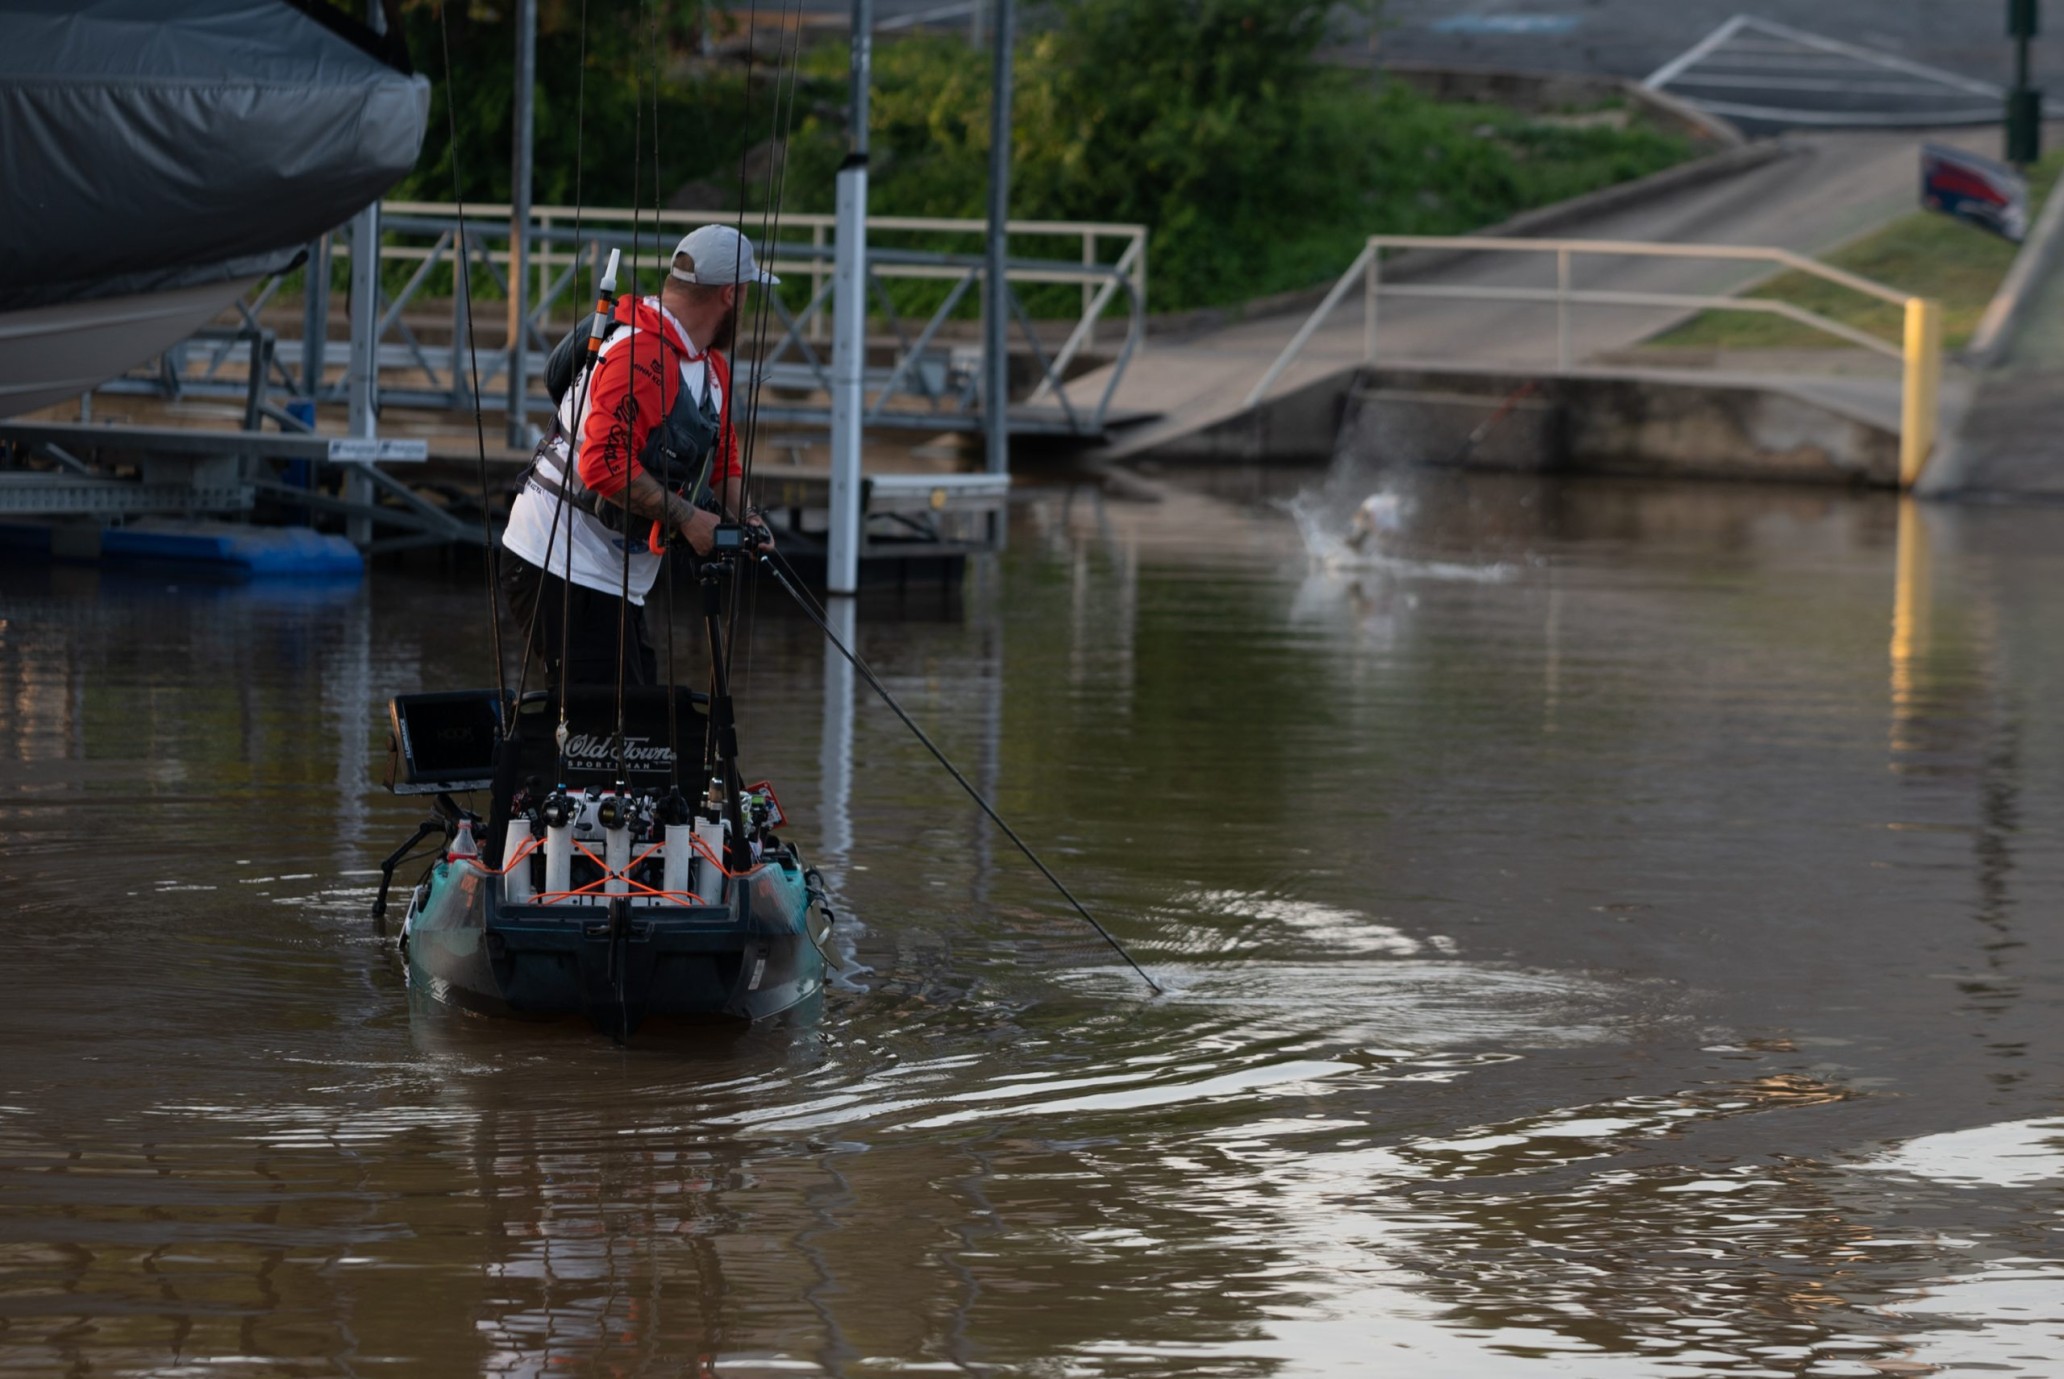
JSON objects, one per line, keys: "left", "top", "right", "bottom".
{"left": 669, "top": 224, "right": 780, "bottom": 286}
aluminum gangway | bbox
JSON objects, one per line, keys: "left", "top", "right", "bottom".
{"left": 93, "top": 203, "right": 1150, "bottom": 445}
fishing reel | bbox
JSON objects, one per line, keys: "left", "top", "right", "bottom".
{"left": 539, "top": 789, "right": 576, "bottom": 830}
{"left": 708, "top": 518, "right": 774, "bottom": 557}
{"left": 595, "top": 792, "right": 636, "bottom": 832}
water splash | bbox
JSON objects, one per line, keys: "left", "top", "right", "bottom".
{"left": 1282, "top": 488, "right": 1516, "bottom": 582}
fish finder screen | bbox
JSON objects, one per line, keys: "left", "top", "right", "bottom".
{"left": 389, "top": 692, "right": 501, "bottom": 792}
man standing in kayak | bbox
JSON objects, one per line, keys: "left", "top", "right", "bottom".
{"left": 500, "top": 224, "right": 776, "bottom": 687}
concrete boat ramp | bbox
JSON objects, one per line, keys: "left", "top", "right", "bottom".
{"left": 1077, "top": 129, "right": 1996, "bottom": 486}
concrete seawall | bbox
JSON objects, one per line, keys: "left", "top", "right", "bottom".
{"left": 1349, "top": 370, "right": 1900, "bottom": 485}
{"left": 1115, "top": 365, "right": 1902, "bottom": 487}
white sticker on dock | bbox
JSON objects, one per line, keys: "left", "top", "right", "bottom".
{"left": 327, "top": 438, "right": 429, "bottom": 464}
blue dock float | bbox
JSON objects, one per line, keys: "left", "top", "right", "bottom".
{"left": 0, "top": 520, "right": 364, "bottom": 579}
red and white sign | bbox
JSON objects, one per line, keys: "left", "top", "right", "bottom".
{"left": 1922, "top": 144, "right": 2029, "bottom": 243}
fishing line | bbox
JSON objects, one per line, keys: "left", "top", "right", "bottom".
{"left": 1439, "top": 379, "right": 1539, "bottom": 468}
{"left": 552, "top": 0, "right": 592, "bottom": 769}
{"left": 436, "top": 1, "right": 511, "bottom": 714}
{"left": 502, "top": 0, "right": 595, "bottom": 750}
{"left": 693, "top": 0, "right": 766, "bottom": 784}
{"left": 727, "top": 0, "right": 807, "bottom": 691}
{"left": 729, "top": 0, "right": 761, "bottom": 222}
{"left": 761, "top": 552, "right": 1165, "bottom": 996}
{"left": 612, "top": 0, "right": 650, "bottom": 784}
{"left": 737, "top": 0, "right": 801, "bottom": 488}
{"left": 653, "top": 0, "right": 681, "bottom": 791}
{"left": 726, "top": 1, "right": 804, "bottom": 689}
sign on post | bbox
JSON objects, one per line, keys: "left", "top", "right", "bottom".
{"left": 1922, "top": 143, "right": 2029, "bottom": 242}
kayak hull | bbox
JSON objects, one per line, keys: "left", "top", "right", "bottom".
{"left": 400, "top": 848, "right": 827, "bottom": 1038}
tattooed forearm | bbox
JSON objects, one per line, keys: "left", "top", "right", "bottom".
{"left": 617, "top": 472, "right": 687, "bottom": 529}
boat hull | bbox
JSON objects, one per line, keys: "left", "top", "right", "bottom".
{"left": 401, "top": 850, "right": 827, "bottom": 1037}
{"left": 0, "top": 278, "right": 261, "bottom": 419}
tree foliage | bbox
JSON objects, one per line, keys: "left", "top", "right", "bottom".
{"left": 785, "top": 0, "right": 1691, "bottom": 309}
{"left": 393, "top": 0, "right": 758, "bottom": 209}
{"left": 391, "top": 0, "right": 1691, "bottom": 311}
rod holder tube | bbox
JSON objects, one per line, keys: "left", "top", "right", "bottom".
{"left": 545, "top": 821, "right": 572, "bottom": 897}
{"left": 502, "top": 822, "right": 535, "bottom": 904}
{"left": 664, "top": 823, "right": 695, "bottom": 903}
{"left": 604, "top": 810, "right": 631, "bottom": 896}
{"left": 694, "top": 817, "right": 726, "bottom": 905}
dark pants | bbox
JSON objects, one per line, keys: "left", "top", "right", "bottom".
{"left": 500, "top": 553, "right": 658, "bottom": 688}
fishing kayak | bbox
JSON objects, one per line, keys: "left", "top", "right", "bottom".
{"left": 374, "top": 684, "right": 833, "bottom": 1039}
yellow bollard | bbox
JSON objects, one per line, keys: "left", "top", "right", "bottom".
{"left": 1888, "top": 495, "right": 1932, "bottom": 758}
{"left": 1899, "top": 298, "right": 1943, "bottom": 488}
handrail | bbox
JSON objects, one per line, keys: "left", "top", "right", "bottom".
{"left": 1243, "top": 233, "right": 1944, "bottom": 486}
{"left": 382, "top": 200, "right": 1148, "bottom": 240}
{"left": 117, "top": 205, "right": 1151, "bottom": 441}
{"left": 1355, "top": 234, "right": 1909, "bottom": 306}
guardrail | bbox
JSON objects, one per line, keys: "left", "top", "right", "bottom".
{"left": 108, "top": 203, "right": 1149, "bottom": 441}
{"left": 1245, "top": 234, "right": 1944, "bottom": 487}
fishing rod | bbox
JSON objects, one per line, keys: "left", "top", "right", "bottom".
{"left": 723, "top": 0, "right": 807, "bottom": 698}
{"left": 758, "top": 550, "right": 1166, "bottom": 996}
{"left": 436, "top": 2, "right": 511, "bottom": 717}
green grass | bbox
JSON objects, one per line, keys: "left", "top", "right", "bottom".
{"left": 1648, "top": 151, "right": 2064, "bottom": 352}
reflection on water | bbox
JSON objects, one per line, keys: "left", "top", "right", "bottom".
{"left": 4, "top": 472, "right": 2064, "bottom": 1375}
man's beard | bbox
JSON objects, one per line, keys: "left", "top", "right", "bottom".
{"left": 709, "top": 301, "right": 739, "bottom": 351}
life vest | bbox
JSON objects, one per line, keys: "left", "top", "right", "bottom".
{"left": 529, "top": 312, "right": 724, "bottom": 550}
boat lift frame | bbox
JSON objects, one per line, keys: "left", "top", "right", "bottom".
{"left": 0, "top": 417, "right": 459, "bottom": 551}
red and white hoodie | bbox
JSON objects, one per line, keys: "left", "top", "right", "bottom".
{"left": 502, "top": 295, "right": 741, "bottom": 602}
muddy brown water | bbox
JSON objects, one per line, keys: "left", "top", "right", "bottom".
{"left": 2, "top": 471, "right": 2062, "bottom": 1377}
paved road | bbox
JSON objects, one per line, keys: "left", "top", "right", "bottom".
{"left": 1375, "top": 1, "right": 2063, "bottom": 90}
{"left": 1076, "top": 127, "right": 1995, "bottom": 460}
{"left": 791, "top": 1, "right": 2063, "bottom": 94}
{"left": 792, "top": 2, "right": 2061, "bottom": 135}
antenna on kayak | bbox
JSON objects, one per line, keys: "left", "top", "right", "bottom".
{"left": 761, "top": 553, "right": 1165, "bottom": 996}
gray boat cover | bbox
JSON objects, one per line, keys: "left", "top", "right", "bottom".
{"left": 0, "top": 0, "right": 429, "bottom": 312}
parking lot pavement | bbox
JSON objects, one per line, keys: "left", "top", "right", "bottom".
{"left": 1371, "top": 1, "right": 2063, "bottom": 91}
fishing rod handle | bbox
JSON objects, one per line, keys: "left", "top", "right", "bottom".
{"left": 578, "top": 247, "right": 623, "bottom": 361}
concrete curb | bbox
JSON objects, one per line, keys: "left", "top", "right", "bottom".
{"left": 1371, "top": 63, "right": 1747, "bottom": 149}
{"left": 1145, "top": 139, "right": 1797, "bottom": 342}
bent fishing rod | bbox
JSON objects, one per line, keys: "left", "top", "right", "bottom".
{"left": 754, "top": 549, "right": 1164, "bottom": 996}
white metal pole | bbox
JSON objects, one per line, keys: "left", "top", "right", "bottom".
{"left": 507, "top": 0, "right": 538, "bottom": 448}
{"left": 827, "top": 0, "right": 873, "bottom": 597}
{"left": 1363, "top": 240, "right": 1379, "bottom": 364}
{"left": 342, "top": 0, "right": 388, "bottom": 549}
{"left": 1556, "top": 246, "right": 1572, "bottom": 371}
{"left": 983, "top": 0, "right": 1014, "bottom": 478}
{"left": 345, "top": 203, "right": 380, "bottom": 547}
